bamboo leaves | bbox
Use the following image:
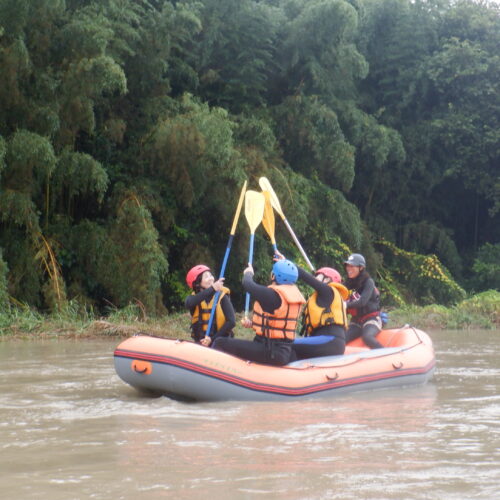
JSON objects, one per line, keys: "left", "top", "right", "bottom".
{"left": 53, "top": 151, "right": 109, "bottom": 212}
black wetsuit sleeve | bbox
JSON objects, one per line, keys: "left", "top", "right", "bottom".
{"left": 298, "top": 267, "right": 333, "bottom": 309}
{"left": 185, "top": 287, "right": 215, "bottom": 311}
{"left": 242, "top": 272, "right": 281, "bottom": 313}
{"left": 213, "top": 294, "right": 236, "bottom": 339}
{"left": 347, "top": 278, "right": 375, "bottom": 309}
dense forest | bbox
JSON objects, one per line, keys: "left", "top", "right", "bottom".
{"left": 0, "top": 0, "right": 498, "bottom": 315}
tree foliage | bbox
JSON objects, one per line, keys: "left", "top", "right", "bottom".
{"left": 357, "top": 0, "right": 499, "bottom": 256}
{"left": 375, "top": 239, "right": 466, "bottom": 306}
{"left": 471, "top": 243, "right": 500, "bottom": 292}
{"left": 0, "top": 248, "right": 8, "bottom": 310}
{"left": 0, "top": 0, "right": 498, "bottom": 315}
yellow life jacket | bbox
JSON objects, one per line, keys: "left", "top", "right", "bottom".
{"left": 190, "top": 287, "right": 230, "bottom": 336}
{"left": 252, "top": 284, "right": 306, "bottom": 340}
{"left": 302, "top": 282, "right": 349, "bottom": 336}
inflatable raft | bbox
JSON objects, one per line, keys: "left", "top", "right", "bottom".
{"left": 114, "top": 326, "right": 435, "bottom": 402}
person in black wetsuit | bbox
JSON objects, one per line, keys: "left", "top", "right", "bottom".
{"left": 293, "top": 264, "right": 350, "bottom": 359}
{"left": 213, "top": 259, "right": 305, "bottom": 366}
{"left": 343, "top": 253, "right": 383, "bottom": 349}
{"left": 185, "top": 264, "right": 235, "bottom": 347}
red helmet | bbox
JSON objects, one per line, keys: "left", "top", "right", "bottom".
{"left": 315, "top": 267, "right": 342, "bottom": 283}
{"left": 186, "top": 265, "right": 210, "bottom": 289}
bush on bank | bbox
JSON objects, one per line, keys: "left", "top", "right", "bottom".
{"left": 387, "top": 290, "right": 500, "bottom": 330}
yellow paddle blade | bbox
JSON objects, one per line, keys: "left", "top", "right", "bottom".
{"left": 244, "top": 190, "right": 265, "bottom": 234}
{"left": 258, "top": 177, "right": 285, "bottom": 218}
{"left": 229, "top": 180, "right": 247, "bottom": 236}
{"left": 261, "top": 191, "right": 276, "bottom": 245}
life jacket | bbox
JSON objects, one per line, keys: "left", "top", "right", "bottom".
{"left": 302, "top": 283, "right": 349, "bottom": 336}
{"left": 355, "top": 311, "right": 380, "bottom": 323}
{"left": 252, "top": 284, "right": 306, "bottom": 341}
{"left": 190, "top": 287, "right": 230, "bottom": 337}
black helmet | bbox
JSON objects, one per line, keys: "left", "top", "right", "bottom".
{"left": 343, "top": 253, "right": 366, "bottom": 267}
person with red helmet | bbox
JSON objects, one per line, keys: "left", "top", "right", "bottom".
{"left": 274, "top": 253, "right": 349, "bottom": 359}
{"left": 185, "top": 264, "right": 235, "bottom": 347}
{"left": 213, "top": 258, "right": 305, "bottom": 366}
{"left": 343, "top": 253, "right": 383, "bottom": 349}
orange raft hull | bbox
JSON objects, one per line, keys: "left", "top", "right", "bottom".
{"left": 114, "top": 326, "right": 435, "bottom": 401}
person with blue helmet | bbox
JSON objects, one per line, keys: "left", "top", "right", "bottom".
{"left": 213, "top": 258, "right": 306, "bottom": 366}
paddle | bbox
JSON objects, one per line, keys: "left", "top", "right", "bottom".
{"left": 261, "top": 190, "right": 277, "bottom": 253}
{"left": 258, "top": 177, "right": 315, "bottom": 271}
{"left": 244, "top": 190, "right": 266, "bottom": 318}
{"left": 205, "top": 180, "right": 247, "bottom": 338}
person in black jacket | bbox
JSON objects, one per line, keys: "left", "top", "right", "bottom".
{"left": 343, "top": 254, "right": 383, "bottom": 349}
{"left": 213, "top": 260, "right": 305, "bottom": 366}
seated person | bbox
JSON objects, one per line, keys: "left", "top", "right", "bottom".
{"left": 213, "top": 259, "right": 305, "bottom": 366}
{"left": 343, "top": 254, "right": 383, "bottom": 349}
{"left": 185, "top": 264, "right": 235, "bottom": 347}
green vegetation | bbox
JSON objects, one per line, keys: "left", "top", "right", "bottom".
{"left": 0, "top": 0, "right": 499, "bottom": 321}
{"left": 0, "top": 303, "right": 254, "bottom": 339}
{"left": 1, "top": 290, "right": 499, "bottom": 338}
{"left": 387, "top": 290, "right": 500, "bottom": 331}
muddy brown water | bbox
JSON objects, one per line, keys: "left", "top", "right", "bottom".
{"left": 1, "top": 329, "right": 499, "bottom": 499}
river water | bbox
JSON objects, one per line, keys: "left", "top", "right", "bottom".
{"left": 1, "top": 329, "right": 499, "bottom": 499}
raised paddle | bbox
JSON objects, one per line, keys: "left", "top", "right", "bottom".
{"left": 205, "top": 180, "right": 247, "bottom": 338}
{"left": 261, "top": 190, "right": 277, "bottom": 253}
{"left": 258, "top": 177, "right": 315, "bottom": 271}
{"left": 244, "top": 190, "right": 266, "bottom": 318}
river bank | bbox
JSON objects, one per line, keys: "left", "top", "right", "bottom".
{"left": 1, "top": 290, "right": 499, "bottom": 339}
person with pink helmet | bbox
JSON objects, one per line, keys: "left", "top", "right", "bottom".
{"left": 185, "top": 264, "right": 235, "bottom": 347}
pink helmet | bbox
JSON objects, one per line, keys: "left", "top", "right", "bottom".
{"left": 186, "top": 265, "right": 210, "bottom": 289}
{"left": 315, "top": 267, "right": 342, "bottom": 283}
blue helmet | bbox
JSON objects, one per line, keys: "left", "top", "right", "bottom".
{"left": 272, "top": 259, "right": 298, "bottom": 285}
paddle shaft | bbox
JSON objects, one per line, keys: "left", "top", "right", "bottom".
{"left": 282, "top": 217, "right": 314, "bottom": 271}
{"left": 205, "top": 181, "right": 247, "bottom": 337}
{"left": 259, "top": 177, "right": 314, "bottom": 271}
{"left": 244, "top": 233, "right": 256, "bottom": 315}
{"left": 204, "top": 240, "right": 230, "bottom": 338}
{"left": 261, "top": 191, "right": 278, "bottom": 253}
{"left": 243, "top": 190, "right": 265, "bottom": 319}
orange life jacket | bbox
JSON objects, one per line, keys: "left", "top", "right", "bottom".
{"left": 252, "top": 284, "right": 306, "bottom": 340}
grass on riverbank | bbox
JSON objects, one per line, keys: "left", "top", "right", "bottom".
{"left": 386, "top": 290, "right": 500, "bottom": 330}
{"left": 1, "top": 290, "right": 499, "bottom": 339}
{"left": 0, "top": 302, "right": 255, "bottom": 340}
